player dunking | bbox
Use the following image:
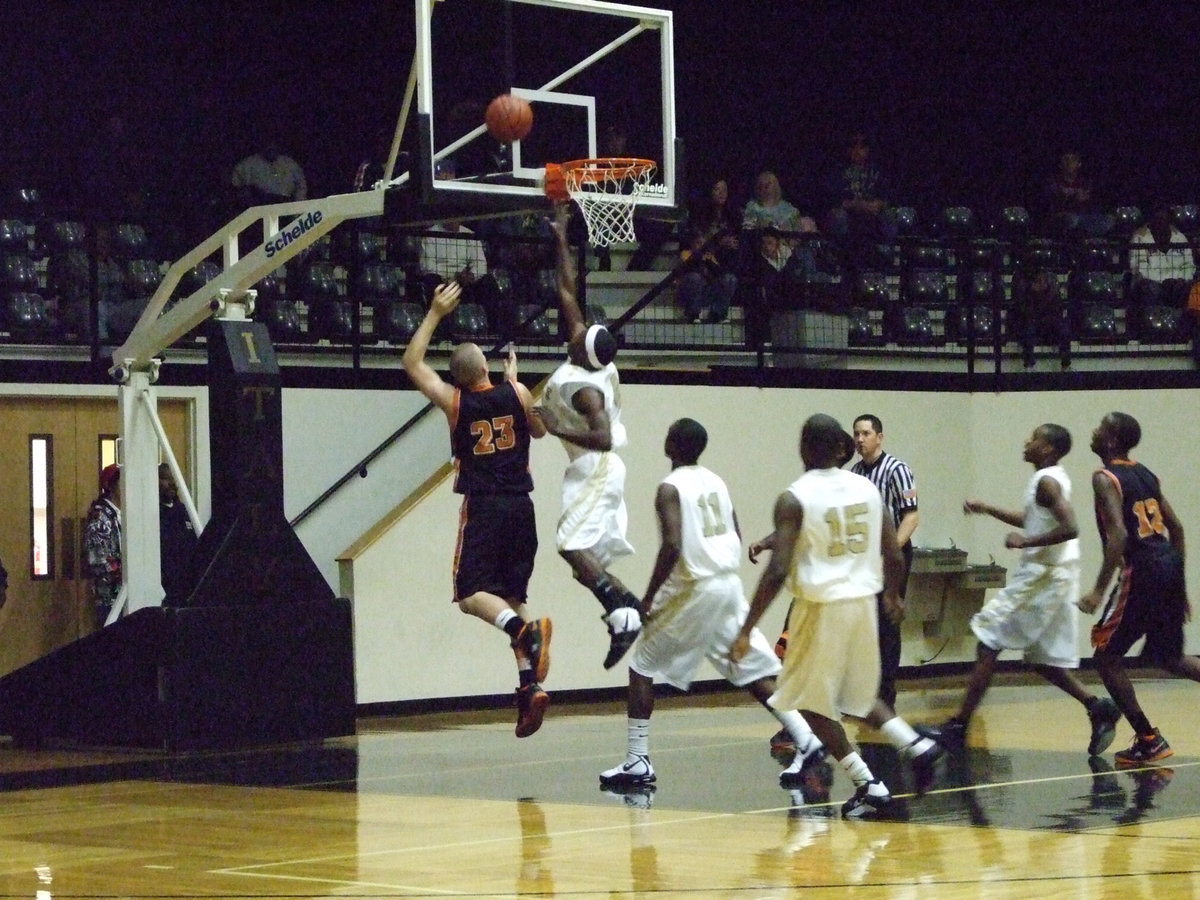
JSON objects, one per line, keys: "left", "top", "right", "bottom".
{"left": 534, "top": 202, "right": 642, "bottom": 669}
{"left": 1079, "top": 411, "right": 1200, "bottom": 764}
{"left": 403, "top": 280, "right": 553, "bottom": 738}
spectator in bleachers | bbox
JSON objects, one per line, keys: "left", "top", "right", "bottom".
{"left": 678, "top": 178, "right": 741, "bottom": 323}
{"left": 1013, "top": 267, "right": 1067, "bottom": 366}
{"left": 743, "top": 225, "right": 822, "bottom": 347}
{"left": 1042, "top": 150, "right": 1113, "bottom": 238}
{"left": 742, "top": 171, "right": 816, "bottom": 233}
{"left": 821, "top": 131, "right": 898, "bottom": 250}
{"left": 231, "top": 138, "right": 307, "bottom": 208}
{"left": 1128, "top": 200, "right": 1198, "bottom": 310}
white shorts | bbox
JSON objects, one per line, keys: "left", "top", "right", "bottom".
{"left": 770, "top": 595, "right": 879, "bottom": 721}
{"left": 556, "top": 451, "right": 634, "bottom": 566}
{"left": 970, "top": 560, "right": 1080, "bottom": 667}
{"left": 630, "top": 572, "right": 780, "bottom": 691}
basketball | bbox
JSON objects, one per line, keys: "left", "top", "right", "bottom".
{"left": 485, "top": 94, "right": 533, "bottom": 143}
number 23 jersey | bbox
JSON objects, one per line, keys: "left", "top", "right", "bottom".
{"left": 787, "top": 468, "right": 884, "bottom": 603}
{"left": 451, "top": 381, "right": 534, "bottom": 495}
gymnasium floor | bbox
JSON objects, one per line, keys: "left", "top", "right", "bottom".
{"left": 1, "top": 673, "right": 1197, "bottom": 898}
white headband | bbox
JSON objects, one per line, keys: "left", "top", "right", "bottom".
{"left": 585, "top": 324, "right": 607, "bottom": 369}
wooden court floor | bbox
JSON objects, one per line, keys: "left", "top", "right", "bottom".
{"left": 1, "top": 673, "right": 1198, "bottom": 898}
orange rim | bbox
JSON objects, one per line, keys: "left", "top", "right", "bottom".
{"left": 543, "top": 162, "right": 569, "bottom": 202}
{"left": 558, "top": 157, "right": 656, "bottom": 184}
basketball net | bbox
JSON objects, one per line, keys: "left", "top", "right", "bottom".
{"left": 545, "top": 158, "right": 657, "bottom": 248}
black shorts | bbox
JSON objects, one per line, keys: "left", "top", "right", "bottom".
{"left": 1092, "top": 549, "right": 1188, "bottom": 665}
{"left": 453, "top": 493, "right": 537, "bottom": 603}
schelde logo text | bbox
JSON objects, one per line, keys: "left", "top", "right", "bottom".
{"left": 264, "top": 210, "right": 323, "bottom": 258}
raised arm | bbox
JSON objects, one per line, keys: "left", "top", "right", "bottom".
{"left": 550, "top": 202, "right": 587, "bottom": 343}
{"left": 402, "top": 281, "right": 463, "bottom": 415}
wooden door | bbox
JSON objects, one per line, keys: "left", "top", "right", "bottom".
{"left": 0, "top": 395, "right": 192, "bottom": 678}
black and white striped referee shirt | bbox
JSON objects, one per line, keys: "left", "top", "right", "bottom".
{"left": 851, "top": 451, "right": 918, "bottom": 536}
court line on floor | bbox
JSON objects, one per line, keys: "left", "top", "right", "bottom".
{"left": 208, "top": 762, "right": 1200, "bottom": 894}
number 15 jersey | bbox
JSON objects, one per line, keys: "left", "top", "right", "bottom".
{"left": 787, "top": 467, "right": 884, "bottom": 603}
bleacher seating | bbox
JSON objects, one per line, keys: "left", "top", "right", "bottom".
{"left": 302, "top": 259, "right": 353, "bottom": 342}
{"left": 1070, "top": 270, "right": 1125, "bottom": 342}
{"left": 43, "top": 221, "right": 90, "bottom": 339}
{"left": 359, "top": 262, "right": 424, "bottom": 343}
{"left": 1171, "top": 204, "right": 1200, "bottom": 238}
{"left": 1, "top": 218, "right": 53, "bottom": 340}
{"left": 0, "top": 198, "right": 1189, "bottom": 368}
{"left": 449, "top": 302, "right": 489, "bottom": 341}
{"left": 254, "top": 272, "right": 304, "bottom": 343}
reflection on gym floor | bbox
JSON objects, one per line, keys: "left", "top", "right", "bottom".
{"left": 0, "top": 674, "right": 1197, "bottom": 897}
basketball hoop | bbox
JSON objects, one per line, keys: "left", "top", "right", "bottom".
{"left": 545, "top": 158, "right": 657, "bottom": 248}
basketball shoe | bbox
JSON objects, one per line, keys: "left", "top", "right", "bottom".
{"left": 909, "top": 740, "right": 944, "bottom": 796}
{"left": 915, "top": 719, "right": 967, "bottom": 751}
{"left": 515, "top": 618, "right": 552, "bottom": 683}
{"left": 1086, "top": 697, "right": 1121, "bottom": 756}
{"left": 603, "top": 608, "right": 640, "bottom": 670}
{"left": 515, "top": 683, "right": 549, "bottom": 738}
{"left": 1114, "top": 728, "right": 1172, "bottom": 766}
{"left": 841, "top": 780, "right": 893, "bottom": 820}
{"left": 599, "top": 754, "right": 656, "bottom": 789}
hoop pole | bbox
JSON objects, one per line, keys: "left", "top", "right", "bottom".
{"left": 384, "top": 54, "right": 420, "bottom": 186}
{"left": 139, "top": 388, "right": 204, "bottom": 537}
{"left": 385, "top": 0, "right": 442, "bottom": 186}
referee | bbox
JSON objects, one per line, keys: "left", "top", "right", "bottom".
{"left": 851, "top": 414, "right": 919, "bottom": 708}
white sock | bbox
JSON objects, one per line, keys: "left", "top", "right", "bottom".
{"left": 627, "top": 717, "right": 650, "bottom": 759}
{"left": 775, "top": 709, "right": 823, "bottom": 755}
{"left": 494, "top": 608, "right": 518, "bottom": 634}
{"left": 839, "top": 751, "right": 875, "bottom": 788}
{"left": 879, "top": 716, "right": 935, "bottom": 757}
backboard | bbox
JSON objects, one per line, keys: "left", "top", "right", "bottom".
{"left": 386, "top": 0, "right": 680, "bottom": 225}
